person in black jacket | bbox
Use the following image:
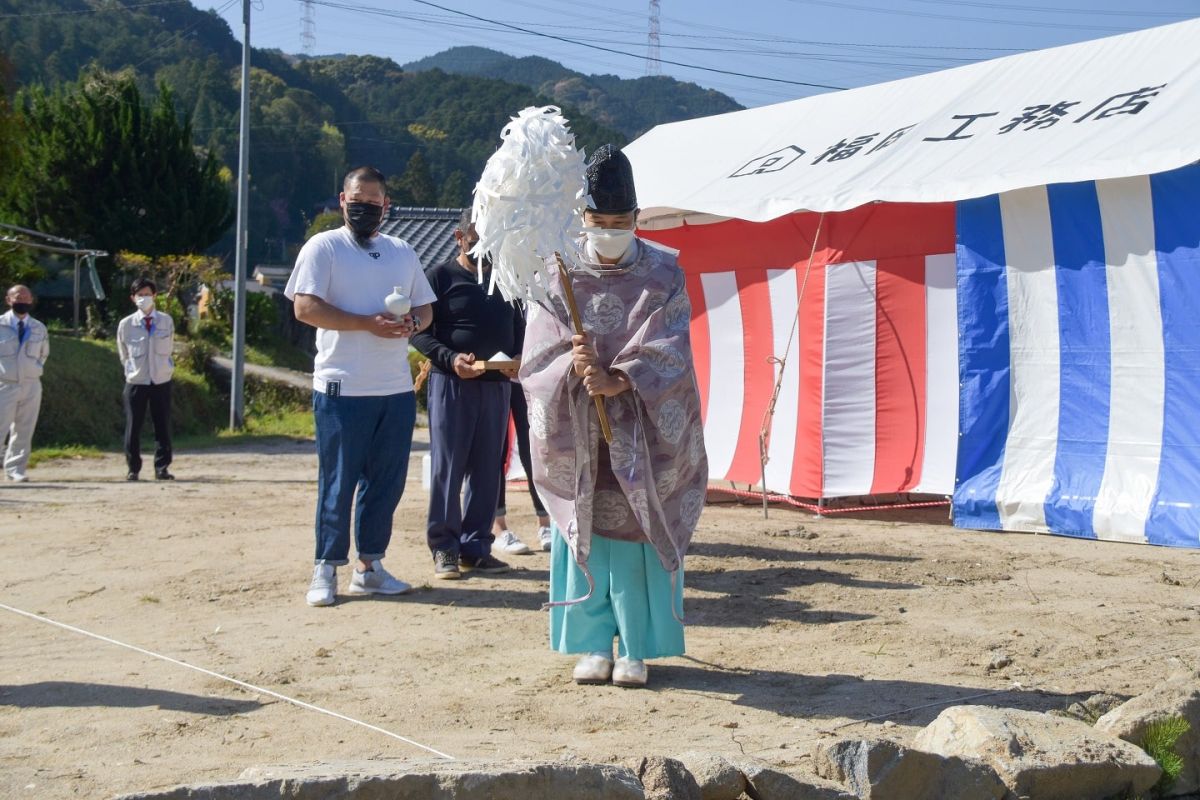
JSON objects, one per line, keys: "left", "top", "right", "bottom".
{"left": 411, "top": 210, "right": 521, "bottom": 580}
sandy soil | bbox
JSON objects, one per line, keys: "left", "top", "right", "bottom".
{"left": 2, "top": 428, "right": 1199, "bottom": 798}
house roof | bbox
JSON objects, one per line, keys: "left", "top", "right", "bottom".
{"left": 379, "top": 206, "right": 465, "bottom": 269}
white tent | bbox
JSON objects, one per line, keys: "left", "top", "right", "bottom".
{"left": 627, "top": 18, "right": 1200, "bottom": 224}
{"left": 625, "top": 19, "right": 1200, "bottom": 548}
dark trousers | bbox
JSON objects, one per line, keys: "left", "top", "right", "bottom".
{"left": 497, "top": 385, "right": 547, "bottom": 518}
{"left": 426, "top": 372, "right": 510, "bottom": 559}
{"left": 313, "top": 390, "right": 416, "bottom": 565}
{"left": 124, "top": 381, "right": 172, "bottom": 474}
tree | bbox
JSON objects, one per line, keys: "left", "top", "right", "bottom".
{"left": 398, "top": 151, "right": 437, "bottom": 207}
{"left": 438, "top": 169, "right": 470, "bottom": 208}
{"left": 2, "top": 69, "right": 233, "bottom": 294}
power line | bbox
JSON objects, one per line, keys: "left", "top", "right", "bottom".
{"left": 131, "top": 0, "right": 241, "bottom": 71}
{"left": 784, "top": 0, "right": 1168, "bottom": 33}
{"left": 908, "top": 0, "right": 1191, "bottom": 19}
{"left": 0, "top": 0, "right": 191, "bottom": 19}
{"left": 304, "top": 0, "right": 847, "bottom": 91}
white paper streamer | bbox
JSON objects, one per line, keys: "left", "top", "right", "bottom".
{"left": 471, "top": 106, "right": 589, "bottom": 305}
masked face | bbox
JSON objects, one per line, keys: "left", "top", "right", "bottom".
{"left": 583, "top": 210, "right": 638, "bottom": 261}
{"left": 345, "top": 201, "right": 385, "bottom": 242}
{"left": 10, "top": 302, "right": 31, "bottom": 316}
{"left": 134, "top": 294, "right": 155, "bottom": 313}
{"left": 585, "top": 227, "right": 636, "bottom": 260}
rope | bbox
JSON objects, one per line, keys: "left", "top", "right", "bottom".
{"left": 0, "top": 601, "right": 456, "bottom": 761}
{"left": 707, "top": 484, "right": 950, "bottom": 514}
{"left": 758, "top": 213, "right": 826, "bottom": 518}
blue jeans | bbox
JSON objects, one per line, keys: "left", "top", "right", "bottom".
{"left": 313, "top": 390, "right": 416, "bottom": 565}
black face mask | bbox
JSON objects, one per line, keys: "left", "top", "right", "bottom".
{"left": 463, "top": 244, "right": 492, "bottom": 270}
{"left": 11, "top": 302, "right": 31, "bottom": 315}
{"left": 345, "top": 202, "right": 384, "bottom": 242}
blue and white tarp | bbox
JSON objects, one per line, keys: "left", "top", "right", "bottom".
{"left": 954, "top": 162, "right": 1200, "bottom": 547}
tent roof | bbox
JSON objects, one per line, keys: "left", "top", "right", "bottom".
{"left": 624, "top": 18, "right": 1200, "bottom": 227}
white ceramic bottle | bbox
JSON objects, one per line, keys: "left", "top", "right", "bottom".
{"left": 384, "top": 287, "right": 411, "bottom": 316}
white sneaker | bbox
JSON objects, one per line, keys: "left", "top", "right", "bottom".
{"left": 572, "top": 651, "right": 614, "bottom": 684}
{"left": 306, "top": 564, "right": 336, "bottom": 606}
{"left": 538, "top": 526, "right": 553, "bottom": 551}
{"left": 613, "top": 657, "right": 648, "bottom": 688}
{"left": 496, "top": 529, "right": 531, "bottom": 555}
{"left": 8, "top": 473, "right": 27, "bottom": 483}
{"left": 347, "top": 560, "right": 411, "bottom": 596}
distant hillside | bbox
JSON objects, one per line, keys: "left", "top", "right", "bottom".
{"left": 0, "top": 1, "right": 625, "bottom": 265}
{"left": 404, "top": 46, "right": 743, "bottom": 138}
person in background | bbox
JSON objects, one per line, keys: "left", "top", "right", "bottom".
{"left": 411, "top": 210, "right": 519, "bottom": 580}
{"left": 0, "top": 285, "right": 49, "bottom": 482}
{"left": 492, "top": 308, "right": 552, "bottom": 555}
{"left": 286, "top": 165, "right": 436, "bottom": 607}
{"left": 117, "top": 277, "right": 175, "bottom": 482}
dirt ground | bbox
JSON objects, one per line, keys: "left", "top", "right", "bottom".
{"left": 2, "top": 428, "right": 1199, "bottom": 799}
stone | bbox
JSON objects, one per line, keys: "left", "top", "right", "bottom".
{"left": 812, "top": 737, "right": 1006, "bottom": 800}
{"left": 1095, "top": 671, "right": 1200, "bottom": 796}
{"left": 1053, "top": 692, "right": 1125, "bottom": 724}
{"left": 987, "top": 653, "right": 1013, "bottom": 672}
{"left": 674, "top": 752, "right": 746, "bottom": 800}
{"left": 913, "top": 705, "right": 1161, "bottom": 799}
{"left": 112, "top": 759, "right": 646, "bottom": 800}
{"left": 735, "top": 756, "right": 857, "bottom": 800}
{"left": 633, "top": 756, "right": 701, "bottom": 800}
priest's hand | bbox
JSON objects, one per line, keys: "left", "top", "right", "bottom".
{"left": 583, "top": 365, "right": 630, "bottom": 397}
{"left": 572, "top": 333, "right": 598, "bottom": 376}
{"left": 453, "top": 352, "right": 483, "bottom": 379}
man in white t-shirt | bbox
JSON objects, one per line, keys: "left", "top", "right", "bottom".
{"left": 285, "top": 165, "right": 436, "bottom": 607}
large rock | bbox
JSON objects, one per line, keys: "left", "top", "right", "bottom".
{"left": 633, "top": 756, "right": 701, "bottom": 800}
{"left": 113, "top": 759, "right": 646, "bottom": 800}
{"left": 735, "top": 756, "right": 857, "bottom": 800}
{"left": 1095, "top": 671, "right": 1200, "bottom": 796}
{"left": 674, "top": 752, "right": 746, "bottom": 800}
{"left": 812, "top": 737, "right": 1007, "bottom": 800}
{"left": 913, "top": 705, "right": 1161, "bottom": 799}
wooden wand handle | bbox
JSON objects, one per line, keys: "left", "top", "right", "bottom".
{"left": 556, "top": 256, "right": 614, "bottom": 444}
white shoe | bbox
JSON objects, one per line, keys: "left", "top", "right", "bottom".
{"left": 306, "top": 564, "right": 336, "bottom": 606}
{"left": 613, "top": 657, "right": 648, "bottom": 688}
{"left": 572, "top": 651, "right": 614, "bottom": 684}
{"left": 347, "top": 560, "right": 411, "bottom": 595}
{"left": 538, "top": 526, "right": 553, "bottom": 551}
{"left": 8, "top": 473, "right": 27, "bottom": 483}
{"left": 496, "top": 530, "right": 532, "bottom": 555}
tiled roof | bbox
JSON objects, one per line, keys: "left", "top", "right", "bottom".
{"left": 379, "top": 206, "right": 465, "bottom": 270}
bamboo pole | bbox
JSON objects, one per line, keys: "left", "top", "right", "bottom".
{"left": 556, "top": 255, "right": 613, "bottom": 444}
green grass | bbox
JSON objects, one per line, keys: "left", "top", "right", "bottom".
{"left": 244, "top": 338, "right": 314, "bottom": 373}
{"left": 27, "top": 444, "right": 106, "bottom": 467}
{"left": 31, "top": 334, "right": 313, "bottom": 463}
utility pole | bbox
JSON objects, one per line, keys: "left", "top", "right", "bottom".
{"left": 230, "top": 0, "right": 250, "bottom": 429}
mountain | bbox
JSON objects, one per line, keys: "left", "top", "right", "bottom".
{"left": 0, "top": 1, "right": 625, "bottom": 265}
{"left": 404, "top": 46, "right": 744, "bottom": 138}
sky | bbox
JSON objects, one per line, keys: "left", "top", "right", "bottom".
{"left": 196, "top": 0, "right": 1199, "bottom": 108}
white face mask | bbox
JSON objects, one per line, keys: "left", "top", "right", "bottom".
{"left": 585, "top": 227, "right": 636, "bottom": 261}
{"left": 134, "top": 295, "right": 155, "bottom": 313}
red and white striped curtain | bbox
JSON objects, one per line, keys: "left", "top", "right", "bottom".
{"left": 642, "top": 203, "right": 959, "bottom": 499}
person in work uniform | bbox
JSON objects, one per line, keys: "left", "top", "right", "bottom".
{"left": 0, "top": 285, "right": 49, "bottom": 482}
{"left": 117, "top": 277, "right": 176, "bottom": 482}
{"left": 521, "top": 145, "right": 708, "bottom": 688}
